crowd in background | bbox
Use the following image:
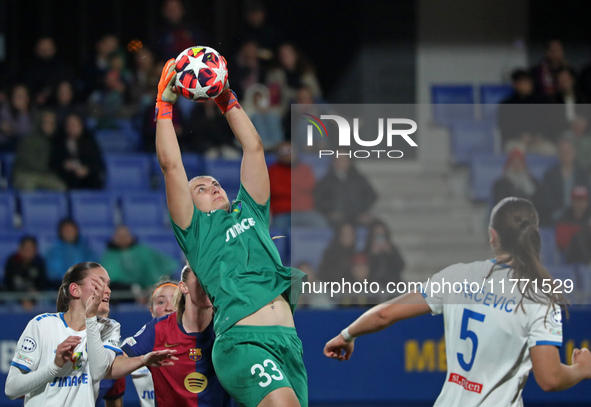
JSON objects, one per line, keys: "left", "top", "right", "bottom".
{"left": 493, "top": 39, "right": 591, "bottom": 267}
{"left": 0, "top": 0, "right": 404, "bottom": 310}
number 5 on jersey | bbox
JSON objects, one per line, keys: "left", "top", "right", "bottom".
{"left": 457, "top": 308, "right": 486, "bottom": 372}
{"left": 251, "top": 359, "right": 285, "bottom": 387}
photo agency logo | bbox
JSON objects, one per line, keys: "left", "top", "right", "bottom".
{"left": 302, "top": 113, "right": 418, "bottom": 158}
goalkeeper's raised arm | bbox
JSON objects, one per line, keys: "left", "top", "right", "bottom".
{"left": 155, "top": 59, "right": 194, "bottom": 230}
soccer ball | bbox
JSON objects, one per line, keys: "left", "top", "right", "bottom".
{"left": 174, "top": 46, "right": 228, "bottom": 101}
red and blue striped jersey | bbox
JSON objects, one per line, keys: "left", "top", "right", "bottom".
{"left": 122, "top": 312, "right": 233, "bottom": 407}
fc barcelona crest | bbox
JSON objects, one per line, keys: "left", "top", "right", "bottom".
{"left": 189, "top": 348, "right": 202, "bottom": 361}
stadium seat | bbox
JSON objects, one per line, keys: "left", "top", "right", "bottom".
{"left": 527, "top": 154, "right": 558, "bottom": 181}
{"left": 469, "top": 155, "right": 506, "bottom": 202}
{"left": 95, "top": 129, "right": 140, "bottom": 153}
{"left": 431, "top": 85, "right": 475, "bottom": 125}
{"left": 19, "top": 192, "right": 69, "bottom": 230}
{"left": 0, "top": 192, "right": 16, "bottom": 230}
{"left": 85, "top": 229, "right": 113, "bottom": 259}
{"left": 299, "top": 152, "right": 331, "bottom": 180}
{"left": 479, "top": 84, "right": 513, "bottom": 120}
{"left": 120, "top": 191, "right": 167, "bottom": 229}
{"left": 450, "top": 121, "right": 496, "bottom": 165}
{"left": 70, "top": 191, "right": 118, "bottom": 229}
{"left": 105, "top": 154, "right": 151, "bottom": 191}
{"left": 0, "top": 232, "right": 22, "bottom": 281}
{"left": 539, "top": 227, "right": 559, "bottom": 266}
{"left": 135, "top": 229, "right": 184, "bottom": 262}
{"left": 182, "top": 153, "right": 207, "bottom": 179}
{"left": 205, "top": 158, "right": 242, "bottom": 191}
{"left": 290, "top": 227, "right": 334, "bottom": 269}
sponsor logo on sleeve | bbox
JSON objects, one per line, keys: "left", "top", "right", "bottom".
{"left": 21, "top": 337, "right": 36, "bottom": 353}
{"left": 125, "top": 337, "right": 137, "bottom": 346}
{"left": 16, "top": 353, "right": 34, "bottom": 366}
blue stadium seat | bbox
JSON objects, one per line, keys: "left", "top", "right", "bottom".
{"left": 431, "top": 85, "right": 475, "bottom": 125}
{"left": 290, "top": 227, "right": 334, "bottom": 269}
{"left": 70, "top": 191, "right": 118, "bottom": 229}
{"left": 95, "top": 129, "right": 141, "bottom": 153}
{"left": 299, "top": 152, "right": 331, "bottom": 180}
{"left": 527, "top": 154, "right": 558, "bottom": 181}
{"left": 0, "top": 192, "right": 16, "bottom": 230}
{"left": 182, "top": 153, "right": 206, "bottom": 179}
{"left": 19, "top": 192, "right": 69, "bottom": 230}
{"left": 121, "top": 192, "right": 167, "bottom": 228}
{"left": 450, "top": 121, "right": 496, "bottom": 164}
{"left": 479, "top": 84, "right": 513, "bottom": 120}
{"left": 85, "top": 229, "right": 113, "bottom": 259}
{"left": 105, "top": 154, "right": 151, "bottom": 191}
{"left": 469, "top": 155, "right": 506, "bottom": 202}
{"left": 135, "top": 229, "right": 184, "bottom": 262}
{"left": 0, "top": 232, "right": 22, "bottom": 281}
{"left": 205, "top": 158, "right": 242, "bottom": 191}
{"left": 224, "top": 185, "right": 240, "bottom": 202}
{"left": 539, "top": 227, "right": 559, "bottom": 266}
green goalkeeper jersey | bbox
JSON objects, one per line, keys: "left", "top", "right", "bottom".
{"left": 171, "top": 183, "right": 306, "bottom": 335}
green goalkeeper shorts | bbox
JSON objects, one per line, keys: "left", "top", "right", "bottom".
{"left": 212, "top": 325, "right": 308, "bottom": 407}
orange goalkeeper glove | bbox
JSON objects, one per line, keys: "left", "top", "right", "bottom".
{"left": 155, "top": 59, "right": 178, "bottom": 121}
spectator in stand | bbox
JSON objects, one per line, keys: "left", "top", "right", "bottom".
{"left": 266, "top": 42, "right": 322, "bottom": 116}
{"left": 314, "top": 152, "right": 377, "bottom": 226}
{"left": 83, "top": 34, "right": 121, "bottom": 98}
{"left": 231, "top": 41, "right": 266, "bottom": 100}
{"left": 4, "top": 236, "right": 47, "bottom": 310}
{"left": 290, "top": 86, "right": 332, "bottom": 151}
{"left": 492, "top": 149, "right": 541, "bottom": 207}
{"left": 0, "top": 84, "right": 34, "bottom": 152}
{"left": 151, "top": 0, "right": 209, "bottom": 60}
{"left": 45, "top": 218, "right": 97, "bottom": 288}
{"left": 530, "top": 39, "right": 569, "bottom": 100}
{"left": 363, "top": 219, "right": 405, "bottom": 287}
{"left": 101, "top": 225, "right": 180, "bottom": 290}
{"left": 23, "top": 37, "right": 74, "bottom": 105}
{"left": 11, "top": 110, "right": 66, "bottom": 191}
{"left": 185, "top": 99, "right": 238, "bottom": 158}
{"left": 540, "top": 137, "right": 590, "bottom": 225}
{"left": 268, "top": 142, "right": 327, "bottom": 231}
{"left": 88, "top": 52, "right": 133, "bottom": 128}
{"left": 51, "top": 113, "right": 105, "bottom": 189}
{"left": 497, "top": 69, "right": 553, "bottom": 154}
{"left": 48, "top": 80, "right": 85, "bottom": 125}
{"left": 555, "top": 186, "right": 591, "bottom": 264}
{"left": 243, "top": 83, "right": 283, "bottom": 150}
{"left": 318, "top": 222, "right": 356, "bottom": 284}
{"left": 548, "top": 67, "right": 591, "bottom": 136}
{"left": 130, "top": 47, "right": 159, "bottom": 111}
{"left": 235, "top": 1, "right": 279, "bottom": 62}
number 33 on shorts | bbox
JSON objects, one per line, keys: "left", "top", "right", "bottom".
{"left": 250, "top": 359, "right": 285, "bottom": 387}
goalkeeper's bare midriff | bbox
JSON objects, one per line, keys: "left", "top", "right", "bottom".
{"left": 235, "top": 295, "right": 295, "bottom": 327}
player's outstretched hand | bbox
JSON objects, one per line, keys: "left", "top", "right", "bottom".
{"left": 85, "top": 275, "right": 106, "bottom": 319}
{"left": 157, "top": 59, "right": 178, "bottom": 105}
{"left": 54, "top": 336, "right": 82, "bottom": 368}
{"left": 142, "top": 349, "right": 179, "bottom": 367}
{"left": 572, "top": 348, "right": 591, "bottom": 379}
{"left": 324, "top": 334, "right": 355, "bottom": 361}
